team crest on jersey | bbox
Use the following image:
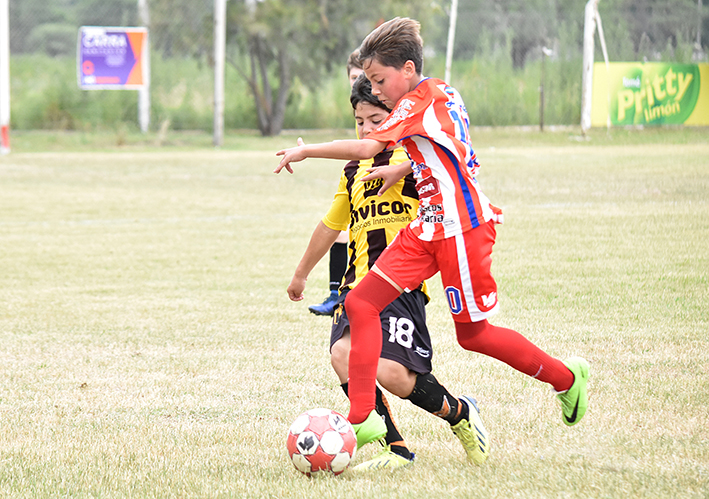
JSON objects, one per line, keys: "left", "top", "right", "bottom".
{"left": 363, "top": 178, "right": 384, "bottom": 198}
{"left": 411, "top": 162, "right": 427, "bottom": 177}
{"left": 442, "top": 85, "right": 456, "bottom": 105}
{"left": 441, "top": 85, "right": 469, "bottom": 116}
{"left": 378, "top": 99, "right": 415, "bottom": 131}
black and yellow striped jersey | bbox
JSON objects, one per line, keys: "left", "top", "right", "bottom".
{"left": 322, "top": 147, "right": 428, "bottom": 298}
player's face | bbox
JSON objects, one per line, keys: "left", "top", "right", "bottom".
{"left": 363, "top": 59, "right": 415, "bottom": 109}
{"left": 348, "top": 67, "right": 364, "bottom": 88}
{"left": 354, "top": 102, "right": 390, "bottom": 138}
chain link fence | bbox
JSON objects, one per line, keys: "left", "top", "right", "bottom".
{"left": 438, "top": 0, "right": 707, "bottom": 126}
{"left": 8, "top": 0, "right": 218, "bottom": 132}
{"left": 6, "top": 0, "right": 708, "bottom": 131}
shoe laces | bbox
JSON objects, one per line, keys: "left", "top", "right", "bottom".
{"left": 452, "top": 419, "right": 475, "bottom": 443}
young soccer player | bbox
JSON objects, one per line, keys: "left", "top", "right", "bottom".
{"left": 287, "top": 74, "right": 489, "bottom": 469}
{"left": 275, "top": 17, "right": 589, "bottom": 448}
{"left": 308, "top": 51, "right": 365, "bottom": 317}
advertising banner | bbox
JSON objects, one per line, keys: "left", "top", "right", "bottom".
{"left": 591, "top": 62, "right": 709, "bottom": 126}
{"left": 77, "top": 27, "right": 147, "bottom": 90}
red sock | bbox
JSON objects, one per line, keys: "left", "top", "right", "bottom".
{"left": 455, "top": 320, "right": 573, "bottom": 392}
{"left": 343, "top": 272, "right": 401, "bottom": 423}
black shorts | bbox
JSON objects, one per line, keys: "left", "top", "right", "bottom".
{"left": 330, "top": 288, "right": 433, "bottom": 375}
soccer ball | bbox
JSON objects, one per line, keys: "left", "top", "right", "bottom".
{"left": 286, "top": 408, "right": 357, "bottom": 476}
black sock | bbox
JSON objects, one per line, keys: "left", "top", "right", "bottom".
{"left": 404, "top": 373, "right": 469, "bottom": 426}
{"left": 329, "top": 242, "right": 348, "bottom": 291}
{"left": 341, "top": 382, "right": 412, "bottom": 460}
{"left": 390, "top": 444, "right": 410, "bottom": 459}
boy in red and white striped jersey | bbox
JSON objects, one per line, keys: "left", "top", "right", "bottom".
{"left": 288, "top": 74, "right": 490, "bottom": 469}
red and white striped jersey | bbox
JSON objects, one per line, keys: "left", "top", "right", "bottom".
{"left": 367, "top": 77, "right": 502, "bottom": 241}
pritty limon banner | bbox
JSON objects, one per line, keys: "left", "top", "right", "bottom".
{"left": 591, "top": 62, "right": 709, "bottom": 126}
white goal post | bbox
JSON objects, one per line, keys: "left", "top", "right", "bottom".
{"left": 1, "top": 0, "right": 10, "bottom": 154}
{"left": 213, "top": 0, "right": 227, "bottom": 147}
{"left": 580, "top": 0, "right": 597, "bottom": 132}
{"left": 581, "top": 0, "right": 610, "bottom": 133}
{"left": 138, "top": 0, "right": 151, "bottom": 133}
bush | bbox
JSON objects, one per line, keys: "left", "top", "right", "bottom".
{"left": 10, "top": 54, "right": 138, "bottom": 130}
{"left": 27, "top": 23, "right": 77, "bottom": 58}
{"left": 9, "top": 53, "right": 583, "bottom": 132}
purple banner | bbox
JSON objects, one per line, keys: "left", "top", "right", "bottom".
{"left": 77, "top": 27, "right": 147, "bottom": 89}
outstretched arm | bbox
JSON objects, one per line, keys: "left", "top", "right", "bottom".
{"left": 274, "top": 137, "right": 386, "bottom": 174}
{"left": 288, "top": 221, "right": 342, "bottom": 301}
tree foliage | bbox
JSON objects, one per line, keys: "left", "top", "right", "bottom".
{"left": 432, "top": 0, "right": 705, "bottom": 67}
{"left": 9, "top": 0, "right": 137, "bottom": 54}
{"left": 224, "top": 0, "right": 436, "bottom": 135}
{"left": 147, "top": 0, "right": 213, "bottom": 59}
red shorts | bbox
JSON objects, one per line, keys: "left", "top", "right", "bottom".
{"left": 375, "top": 222, "right": 499, "bottom": 323}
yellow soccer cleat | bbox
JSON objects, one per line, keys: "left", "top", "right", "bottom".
{"left": 351, "top": 445, "right": 415, "bottom": 472}
{"left": 450, "top": 396, "right": 490, "bottom": 465}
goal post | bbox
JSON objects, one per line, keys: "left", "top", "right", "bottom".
{"left": 581, "top": 0, "right": 611, "bottom": 133}
{"left": 213, "top": 0, "right": 227, "bottom": 147}
{"left": 137, "top": 0, "right": 150, "bottom": 133}
{"left": 1, "top": 0, "right": 10, "bottom": 154}
{"left": 580, "top": 0, "right": 599, "bottom": 133}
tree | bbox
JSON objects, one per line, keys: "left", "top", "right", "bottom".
{"left": 147, "top": 0, "right": 212, "bottom": 59}
{"left": 75, "top": 0, "right": 137, "bottom": 27}
{"left": 224, "top": 0, "right": 435, "bottom": 136}
{"left": 9, "top": 0, "right": 143, "bottom": 55}
{"left": 438, "top": 0, "right": 589, "bottom": 67}
{"left": 614, "top": 0, "right": 700, "bottom": 57}
{"left": 9, "top": 0, "right": 75, "bottom": 53}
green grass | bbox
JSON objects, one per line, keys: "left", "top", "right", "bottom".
{"left": 7, "top": 125, "right": 709, "bottom": 153}
{"left": 0, "top": 129, "right": 708, "bottom": 498}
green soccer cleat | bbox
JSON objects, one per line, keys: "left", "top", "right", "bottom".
{"left": 351, "top": 410, "right": 387, "bottom": 449}
{"left": 351, "top": 445, "right": 415, "bottom": 472}
{"left": 556, "top": 357, "right": 590, "bottom": 426}
{"left": 450, "top": 396, "right": 490, "bottom": 465}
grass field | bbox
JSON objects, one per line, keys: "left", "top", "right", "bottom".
{"left": 1, "top": 128, "right": 708, "bottom": 498}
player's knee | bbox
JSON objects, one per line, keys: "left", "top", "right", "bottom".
{"left": 455, "top": 320, "right": 488, "bottom": 351}
{"left": 343, "top": 287, "right": 372, "bottom": 316}
{"left": 330, "top": 337, "right": 350, "bottom": 383}
{"left": 331, "top": 339, "right": 348, "bottom": 369}
{"left": 376, "top": 359, "right": 415, "bottom": 398}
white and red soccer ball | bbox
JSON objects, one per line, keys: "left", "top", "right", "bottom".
{"left": 286, "top": 408, "right": 357, "bottom": 476}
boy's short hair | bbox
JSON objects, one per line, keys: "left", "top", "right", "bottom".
{"left": 346, "top": 48, "right": 363, "bottom": 77}
{"left": 350, "top": 74, "right": 390, "bottom": 112}
{"left": 359, "top": 17, "right": 423, "bottom": 75}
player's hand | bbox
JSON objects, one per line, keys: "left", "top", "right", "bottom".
{"left": 287, "top": 275, "right": 307, "bottom": 302}
{"left": 275, "top": 137, "right": 306, "bottom": 174}
{"left": 361, "top": 161, "right": 414, "bottom": 196}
